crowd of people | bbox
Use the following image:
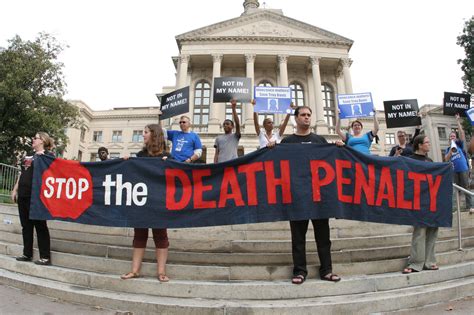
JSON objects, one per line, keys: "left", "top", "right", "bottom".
{"left": 10, "top": 101, "right": 472, "bottom": 285}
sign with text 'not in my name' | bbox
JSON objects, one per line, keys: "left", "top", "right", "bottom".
{"left": 213, "top": 77, "right": 252, "bottom": 103}
{"left": 337, "top": 92, "right": 374, "bottom": 119}
{"left": 383, "top": 99, "right": 421, "bottom": 128}
{"left": 254, "top": 86, "right": 292, "bottom": 114}
{"left": 443, "top": 92, "right": 471, "bottom": 117}
{"left": 160, "top": 86, "right": 190, "bottom": 120}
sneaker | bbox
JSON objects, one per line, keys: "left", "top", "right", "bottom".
{"left": 15, "top": 255, "right": 32, "bottom": 262}
{"left": 34, "top": 258, "right": 51, "bottom": 266}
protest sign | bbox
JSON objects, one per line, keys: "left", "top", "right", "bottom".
{"left": 443, "top": 92, "right": 471, "bottom": 117}
{"left": 383, "top": 99, "right": 421, "bottom": 128}
{"left": 31, "top": 145, "right": 452, "bottom": 229}
{"left": 213, "top": 77, "right": 252, "bottom": 103}
{"left": 466, "top": 108, "right": 474, "bottom": 125}
{"left": 337, "top": 92, "right": 374, "bottom": 119}
{"left": 254, "top": 86, "right": 292, "bottom": 114}
{"left": 159, "top": 86, "right": 190, "bottom": 120}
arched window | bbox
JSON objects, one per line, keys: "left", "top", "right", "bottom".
{"left": 257, "top": 81, "right": 274, "bottom": 124}
{"left": 290, "top": 82, "right": 305, "bottom": 106}
{"left": 193, "top": 80, "right": 211, "bottom": 132}
{"left": 321, "top": 83, "right": 336, "bottom": 133}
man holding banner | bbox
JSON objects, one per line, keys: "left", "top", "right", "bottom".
{"left": 281, "top": 106, "right": 341, "bottom": 284}
{"left": 214, "top": 99, "right": 241, "bottom": 163}
{"left": 167, "top": 115, "right": 203, "bottom": 163}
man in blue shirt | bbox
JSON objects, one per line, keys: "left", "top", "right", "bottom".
{"left": 444, "top": 113, "right": 472, "bottom": 211}
{"left": 167, "top": 116, "right": 203, "bottom": 163}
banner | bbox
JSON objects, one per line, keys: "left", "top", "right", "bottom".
{"left": 337, "top": 92, "right": 374, "bottom": 119}
{"left": 466, "top": 108, "right": 474, "bottom": 126}
{"left": 213, "top": 77, "right": 252, "bottom": 103}
{"left": 443, "top": 92, "right": 471, "bottom": 117}
{"left": 383, "top": 99, "right": 421, "bottom": 128}
{"left": 31, "top": 144, "right": 453, "bottom": 228}
{"left": 159, "top": 86, "right": 190, "bottom": 120}
{"left": 254, "top": 86, "right": 292, "bottom": 114}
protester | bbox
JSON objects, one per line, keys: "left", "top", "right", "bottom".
{"left": 214, "top": 99, "right": 241, "bottom": 163}
{"left": 389, "top": 128, "right": 420, "bottom": 157}
{"left": 252, "top": 100, "right": 295, "bottom": 148}
{"left": 167, "top": 115, "right": 203, "bottom": 163}
{"left": 335, "top": 108, "right": 379, "bottom": 154}
{"left": 11, "top": 132, "right": 54, "bottom": 265}
{"left": 121, "top": 124, "right": 170, "bottom": 282}
{"left": 281, "top": 106, "right": 341, "bottom": 284}
{"left": 98, "top": 147, "right": 109, "bottom": 161}
{"left": 402, "top": 134, "right": 439, "bottom": 273}
{"left": 444, "top": 113, "right": 472, "bottom": 212}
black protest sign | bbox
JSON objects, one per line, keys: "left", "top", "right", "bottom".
{"left": 443, "top": 92, "right": 471, "bottom": 117}
{"left": 383, "top": 99, "right": 421, "bottom": 128}
{"left": 160, "top": 86, "right": 190, "bottom": 120}
{"left": 213, "top": 77, "right": 252, "bottom": 102}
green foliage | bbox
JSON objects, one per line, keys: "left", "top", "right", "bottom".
{"left": 0, "top": 33, "right": 79, "bottom": 165}
{"left": 457, "top": 16, "right": 474, "bottom": 95}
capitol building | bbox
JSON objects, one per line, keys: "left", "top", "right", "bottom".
{"left": 63, "top": 0, "right": 459, "bottom": 163}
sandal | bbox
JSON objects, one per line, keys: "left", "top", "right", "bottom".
{"left": 402, "top": 268, "right": 419, "bottom": 274}
{"left": 291, "top": 274, "right": 305, "bottom": 285}
{"left": 120, "top": 272, "right": 140, "bottom": 280}
{"left": 424, "top": 265, "right": 439, "bottom": 271}
{"left": 158, "top": 274, "right": 169, "bottom": 282}
{"left": 321, "top": 273, "right": 341, "bottom": 282}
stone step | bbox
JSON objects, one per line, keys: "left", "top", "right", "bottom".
{"left": 1, "top": 259, "right": 473, "bottom": 314}
{"left": 0, "top": 253, "right": 473, "bottom": 300}
{"left": 1, "top": 229, "right": 473, "bottom": 266}
{"left": 2, "top": 240, "right": 474, "bottom": 280}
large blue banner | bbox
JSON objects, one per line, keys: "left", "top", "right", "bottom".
{"left": 30, "top": 144, "right": 453, "bottom": 228}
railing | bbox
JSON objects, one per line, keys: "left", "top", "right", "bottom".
{"left": 0, "top": 163, "right": 19, "bottom": 203}
{"left": 452, "top": 183, "right": 474, "bottom": 251}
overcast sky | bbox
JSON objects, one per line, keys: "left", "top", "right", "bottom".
{"left": 1, "top": 0, "right": 473, "bottom": 111}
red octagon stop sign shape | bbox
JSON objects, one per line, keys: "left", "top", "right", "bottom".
{"left": 40, "top": 159, "right": 93, "bottom": 219}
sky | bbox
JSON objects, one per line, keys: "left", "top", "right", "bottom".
{"left": 1, "top": 0, "right": 473, "bottom": 111}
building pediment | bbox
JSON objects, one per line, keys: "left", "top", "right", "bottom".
{"left": 176, "top": 10, "right": 353, "bottom": 48}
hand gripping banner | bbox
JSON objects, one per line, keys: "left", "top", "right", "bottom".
{"left": 30, "top": 144, "right": 453, "bottom": 228}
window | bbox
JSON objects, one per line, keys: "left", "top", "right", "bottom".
{"left": 77, "top": 150, "right": 83, "bottom": 161}
{"left": 80, "top": 127, "right": 86, "bottom": 142}
{"left": 130, "top": 153, "right": 137, "bottom": 158}
{"left": 385, "top": 133, "right": 396, "bottom": 145}
{"left": 225, "top": 102, "right": 242, "bottom": 122}
{"left": 90, "top": 153, "right": 98, "bottom": 162}
{"left": 193, "top": 81, "right": 211, "bottom": 132}
{"left": 132, "top": 130, "right": 143, "bottom": 143}
{"left": 290, "top": 82, "right": 305, "bottom": 106}
{"left": 321, "top": 83, "right": 335, "bottom": 133}
{"left": 93, "top": 131, "right": 103, "bottom": 142}
{"left": 112, "top": 131, "right": 122, "bottom": 143}
{"left": 110, "top": 152, "right": 120, "bottom": 159}
{"left": 257, "top": 81, "right": 274, "bottom": 124}
{"left": 438, "top": 127, "right": 447, "bottom": 140}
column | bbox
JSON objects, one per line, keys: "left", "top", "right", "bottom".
{"left": 277, "top": 55, "right": 289, "bottom": 126}
{"left": 310, "top": 56, "right": 325, "bottom": 126}
{"left": 341, "top": 58, "right": 353, "bottom": 94}
{"left": 177, "top": 54, "right": 190, "bottom": 88}
{"left": 208, "top": 54, "right": 223, "bottom": 133}
{"left": 244, "top": 53, "right": 256, "bottom": 131}
{"left": 336, "top": 66, "right": 346, "bottom": 94}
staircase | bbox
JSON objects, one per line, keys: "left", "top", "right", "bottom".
{"left": 0, "top": 203, "right": 473, "bottom": 314}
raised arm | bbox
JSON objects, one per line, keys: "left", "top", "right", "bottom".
{"left": 278, "top": 102, "right": 295, "bottom": 137}
{"left": 371, "top": 107, "right": 379, "bottom": 136}
{"left": 456, "top": 113, "right": 465, "bottom": 141}
{"left": 251, "top": 99, "right": 260, "bottom": 136}
{"left": 335, "top": 109, "right": 347, "bottom": 141}
{"left": 231, "top": 99, "right": 241, "bottom": 137}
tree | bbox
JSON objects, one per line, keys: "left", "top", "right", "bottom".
{"left": 0, "top": 33, "right": 79, "bottom": 165}
{"left": 457, "top": 17, "right": 474, "bottom": 137}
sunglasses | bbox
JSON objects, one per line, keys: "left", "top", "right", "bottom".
{"left": 179, "top": 121, "right": 187, "bottom": 124}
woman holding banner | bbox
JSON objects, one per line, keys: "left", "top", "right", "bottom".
{"left": 11, "top": 132, "right": 54, "bottom": 265}
{"left": 402, "top": 134, "right": 439, "bottom": 274}
{"left": 121, "top": 124, "right": 170, "bottom": 282}
{"left": 335, "top": 108, "right": 379, "bottom": 154}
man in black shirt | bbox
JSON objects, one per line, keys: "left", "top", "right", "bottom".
{"left": 281, "top": 106, "right": 341, "bottom": 284}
